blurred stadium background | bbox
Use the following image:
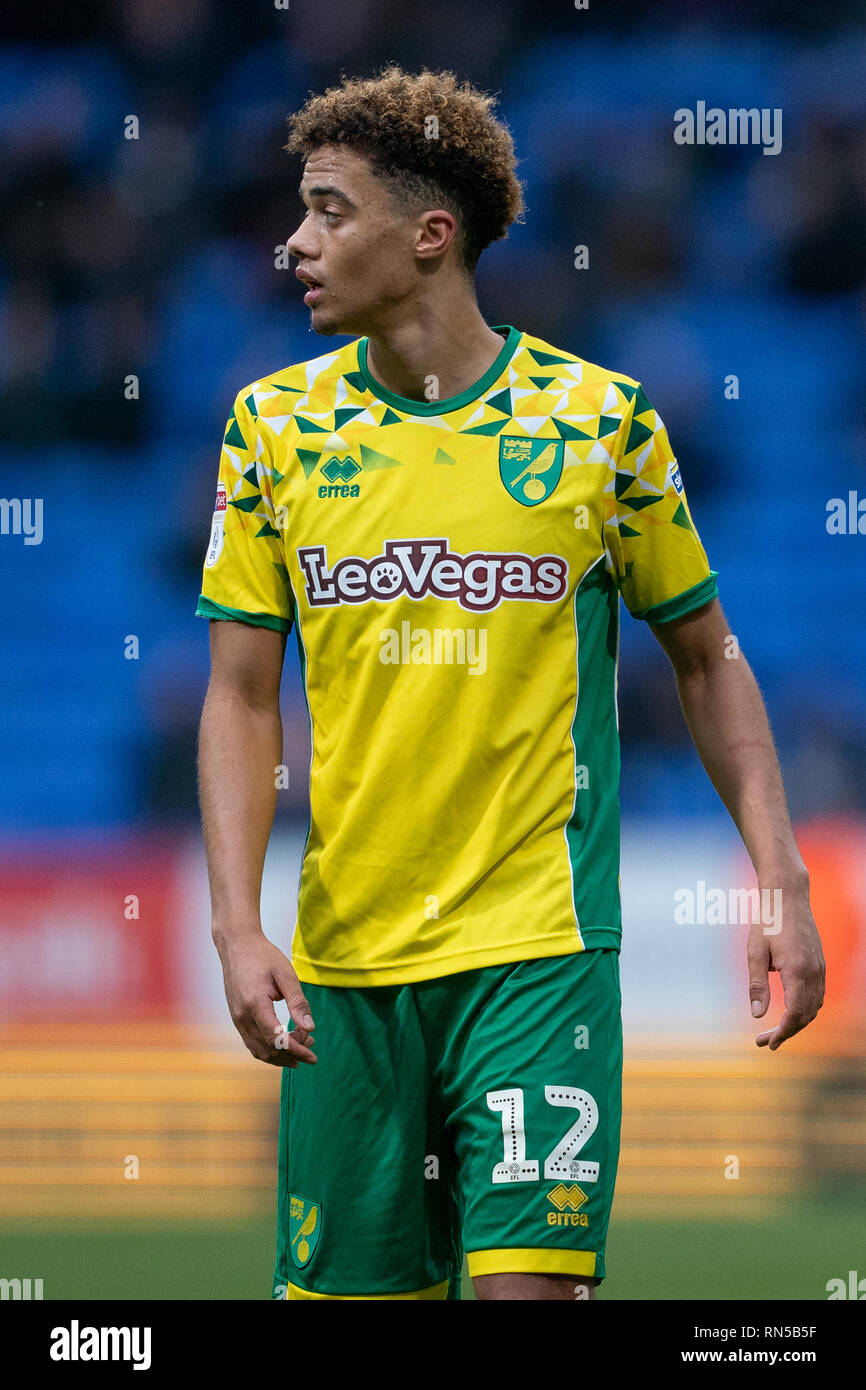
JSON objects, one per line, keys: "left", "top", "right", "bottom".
{"left": 0, "top": 0, "right": 864, "bottom": 1300}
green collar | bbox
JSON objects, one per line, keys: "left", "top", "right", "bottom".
{"left": 356, "top": 324, "right": 521, "bottom": 416}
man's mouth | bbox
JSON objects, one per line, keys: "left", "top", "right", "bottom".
{"left": 296, "top": 268, "right": 324, "bottom": 305}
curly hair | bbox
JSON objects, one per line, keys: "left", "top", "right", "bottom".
{"left": 285, "top": 65, "right": 524, "bottom": 273}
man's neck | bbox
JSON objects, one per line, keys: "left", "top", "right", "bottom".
{"left": 363, "top": 294, "right": 507, "bottom": 405}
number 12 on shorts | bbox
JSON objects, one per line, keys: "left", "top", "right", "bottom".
{"left": 487, "top": 1086, "right": 600, "bottom": 1185}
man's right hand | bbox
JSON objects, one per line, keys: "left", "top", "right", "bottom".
{"left": 214, "top": 927, "right": 317, "bottom": 1067}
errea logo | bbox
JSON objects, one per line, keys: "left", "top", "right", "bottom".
{"left": 547, "top": 1183, "right": 587, "bottom": 1212}
{"left": 547, "top": 1183, "right": 589, "bottom": 1229}
{"left": 318, "top": 455, "right": 361, "bottom": 500}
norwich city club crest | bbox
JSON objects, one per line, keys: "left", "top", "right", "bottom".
{"left": 499, "top": 436, "right": 564, "bottom": 507}
{"left": 289, "top": 1193, "right": 322, "bottom": 1268}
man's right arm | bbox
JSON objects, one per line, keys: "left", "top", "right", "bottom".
{"left": 197, "top": 617, "right": 316, "bottom": 1067}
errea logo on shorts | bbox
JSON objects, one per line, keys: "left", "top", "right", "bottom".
{"left": 547, "top": 1182, "right": 589, "bottom": 1228}
{"left": 296, "top": 538, "right": 569, "bottom": 614}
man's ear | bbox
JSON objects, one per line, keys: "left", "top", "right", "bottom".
{"left": 414, "top": 209, "right": 459, "bottom": 262}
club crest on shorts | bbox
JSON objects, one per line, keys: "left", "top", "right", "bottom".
{"left": 289, "top": 1193, "right": 322, "bottom": 1268}
{"left": 499, "top": 436, "right": 564, "bottom": 507}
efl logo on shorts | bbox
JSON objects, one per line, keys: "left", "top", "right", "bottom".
{"left": 289, "top": 1193, "right": 322, "bottom": 1268}
{"left": 297, "top": 538, "right": 568, "bottom": 614}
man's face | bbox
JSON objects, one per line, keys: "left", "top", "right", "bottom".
{"left": 287, "top": 146, "right": 422, "bottom": 336}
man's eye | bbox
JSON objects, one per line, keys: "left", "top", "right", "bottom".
{"left": 323, "top": 210, "right": 341, "bottom": 224}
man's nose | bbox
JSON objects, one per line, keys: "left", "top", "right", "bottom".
{"left": 287, "top": 221, "right": 317, "bottom": 261}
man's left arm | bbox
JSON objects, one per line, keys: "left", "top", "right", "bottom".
{"left": 651, "top": 597, "right": 825, "bottom": 1050}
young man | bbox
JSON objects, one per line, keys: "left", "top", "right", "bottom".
{"left": 196, "top": 67, "right": 824, "bottom": 1301}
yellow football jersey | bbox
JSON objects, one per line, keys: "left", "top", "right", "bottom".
{"left": 197, "top": 326, "right": 718, "bottom": 986}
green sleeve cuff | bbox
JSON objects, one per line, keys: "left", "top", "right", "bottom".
{"left": 196, "top": 594, "right": 292, "bottom": 633}
{"left": 633, "top": 571, "right": 719, "bottom": 625}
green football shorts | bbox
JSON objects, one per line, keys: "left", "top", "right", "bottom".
{"left": 272, "top": 947, "right": 622, "bottom": 1300}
